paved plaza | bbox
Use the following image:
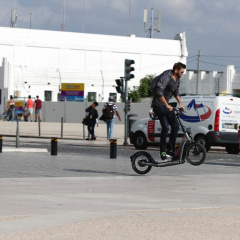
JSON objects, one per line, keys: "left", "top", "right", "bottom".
{"left": 0, "top": 121, "right": 240, "bottom": 239}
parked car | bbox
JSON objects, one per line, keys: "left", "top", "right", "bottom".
{"left": 130, "top": 95, "right": 240, "bottom": 154}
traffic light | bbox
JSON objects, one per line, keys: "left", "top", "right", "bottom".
{"left": 126, "top": 100, "right": 131, "bottom": 112}
{"left": 115, "top": 79, "right": 123, "bottom": 93}
{"left": 124, "top": 59, "right": 135, "bottom": 81}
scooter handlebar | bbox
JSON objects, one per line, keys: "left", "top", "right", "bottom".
{"left": 173, "top": 107, "right": 184, "bottom": 115}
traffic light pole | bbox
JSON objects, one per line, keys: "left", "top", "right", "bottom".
{"left": 123, "top": 78, "right": 128, "bottom": 145}
{"left": 123, "top": 59, "right": 135, "bottom": 146}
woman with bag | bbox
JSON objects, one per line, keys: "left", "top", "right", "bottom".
{"left": 84, "top": 102, "right": 99, "bottom": 140}
{"left": 6, "top": 95, "right": 15, "bottom": 121}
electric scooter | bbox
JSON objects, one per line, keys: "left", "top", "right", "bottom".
{"left": 130, "top": 107, "right": 206, "bottom": 175}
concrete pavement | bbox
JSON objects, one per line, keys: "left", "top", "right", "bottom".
{"left": 0, "top": 120, "right": 123, "bottom": 140}
{"left": 0, "top": 120, "right": 239, "bottom": 239}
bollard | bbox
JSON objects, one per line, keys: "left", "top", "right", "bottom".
{"left": 51, "top": 137, "right": 58, "bottom": 156}
{"left": 238, "top": 125, "right": 240, "bottom": 150}
{"left": 0, "top": 136, "right": 2, "bottom": 153}
{"left": 110, "top": 139, "right": 117, "bottom": 159}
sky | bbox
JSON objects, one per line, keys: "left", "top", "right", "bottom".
{"left": 1, "top": 0, "right": 240, "bottom": 72}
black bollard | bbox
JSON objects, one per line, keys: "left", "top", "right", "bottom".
{"left": 51, "top": 137, "right": 58, "bottom": 156}
{"left": 0, "top": 136, "right": 2, "bottom": 153}
{"left": 110, "top": 139, "right": 117, "bottom": 159}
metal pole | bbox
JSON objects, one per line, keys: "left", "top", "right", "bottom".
{"left": 64, "top": 97, "right": 66, "bottom": 123}
{"left": 61, "top": 117, "right": 63, "bottom": 138}
{"left": 150, "top": 8, "right": 153, "bottom": 38}
{"left": 196, "top": 50, "right": 201, "bottom": 94}
{"left": 123, "top": 78, "right": 128, "bottom": 145}
{"left": 16, "top": 119, "right": 19, "bottom": 148}
{"left": 38, "top": 115, "right": 41, "bottom": 137}
{"left": 82, "top": 0, "right": 85, "bottom": 33}
{"left": 61, "top": 0, "right": 65, "bottom": 31}
{"left": 29, "top": 11, "right": 32, "bottom": 29}
{"left": 128, "top": 0, "right": 131, "bottom": 36}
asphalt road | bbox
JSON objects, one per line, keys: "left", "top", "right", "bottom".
{"left": 0, "top": 138, "right": 239, "bottom": 178}
{"left": 1, "top": 138, "right": 240, "bottom": 239}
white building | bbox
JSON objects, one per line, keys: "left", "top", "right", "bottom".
{"left": 181, "top": 65, "right": 240, "bottom": 96}
{"left": 0, "top": 27, "right": 187, "bottom": 113}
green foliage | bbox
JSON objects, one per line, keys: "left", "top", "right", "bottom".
{"left": 128, "top": 89, "right": 141, "bottom": 103}
{"left": 137, "top": 74, "right": 156, "bottom": 97}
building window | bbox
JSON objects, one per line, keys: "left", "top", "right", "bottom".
{"left": 88, "top": 92, "right": 96, "bottom": 102}
{"left": 45, "top": 91, "right": 52, "bottom": 101}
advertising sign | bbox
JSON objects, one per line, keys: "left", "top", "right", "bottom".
{"left": 60, "top": 83, "right": 84, "bottom": 102}
{"left": 6, "top": 100, "right": 24, "bottom": 120}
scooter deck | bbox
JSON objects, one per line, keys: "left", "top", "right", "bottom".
{"left": 151, "top": 159, "right": 185, "bottom": 167}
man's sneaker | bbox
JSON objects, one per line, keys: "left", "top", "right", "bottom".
{"left": 167, "top": 149, "right": 175, "bottom": 157}
{"left": 160, "top": 151, "right": 166, "bottom": 160}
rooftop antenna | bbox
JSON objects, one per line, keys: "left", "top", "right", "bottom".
{"left": 82, "top": 0, "right": 85, "bottom": 32}
{"left": 61, "top": 0, "right": 65, "bottom": 31}
{"left": 29, "top": 11, "right": 33, "bottom": 29}
{"left": 143, "top": 8, "right": 160, "bottom": 38}
{"left": 10, "top": 9, "right": 18, "bottom": 28}
{"left": 128, "top": 0, "right": 131, "bottom": 36}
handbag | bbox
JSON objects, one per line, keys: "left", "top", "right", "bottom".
{"left": 99, "top": 113, "right": 106, "bottom": 121}
{"left": 82, "top": 117, "right": 89, "bottom": 125}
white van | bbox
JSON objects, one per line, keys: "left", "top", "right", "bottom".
{"left": 130, "top": 95, "right": 240, "bottom": 154}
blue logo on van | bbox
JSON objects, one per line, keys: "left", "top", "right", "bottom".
{"left": 223, "top": 107, "right": 232, "bottom": 114}
{"left": 180, "top": 99, "right": 212, "bottom": 123}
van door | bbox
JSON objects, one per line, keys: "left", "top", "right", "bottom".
{"left": 220, "top": 98, "right": 240, "bottom": 132}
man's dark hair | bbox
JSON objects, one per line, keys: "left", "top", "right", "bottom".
{"left": 93, "top": 101, "right": 98, "bottom": 107}
{"left": 173, "top": 62, "right": 186, "bottom": 71}
{"left": 28, "top": 95, "right": 31, "bottom": 99}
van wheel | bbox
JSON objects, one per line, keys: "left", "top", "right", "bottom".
{"left": 226, "top": 145, "right": 239, "bottom": 154}
{"left": 134, "top": 132, "right": 148, "bottom": 150}
{"left": 195, "top": 135, "right": 210, "bottom": 152}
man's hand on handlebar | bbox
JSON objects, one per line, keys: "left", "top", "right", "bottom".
{"left": 179, "top": 104, "right": 185, "bottom": 112}
{"left": 167, "top": 105, "right": 173, "bottom": 111}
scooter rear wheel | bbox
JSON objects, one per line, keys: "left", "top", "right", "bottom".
{"left": 185, "top": 143, "right": 206, "bottom": 166}
{"left": 131, "top": 152, "right": 152, "bottom": 175}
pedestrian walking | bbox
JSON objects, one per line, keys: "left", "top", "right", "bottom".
{"left": 6, "top": 95, "right": 15, "bottom": 121}
{"left": 21, "top": 103, "right": 28, "bottom": 121}
{"left": 34, "top": 95, "right": 43, "bottom": 122}
{"left": 151, "top": 62, "right": 186, "bottom": 161}
{"left": 85, "top": 102, "right": 99, "bottom": 140}
{"left": 26, "top": 95, "right": 34, "bottom": 122}
{"left": 102, "top": 96, "right": 121, "bottom": 140}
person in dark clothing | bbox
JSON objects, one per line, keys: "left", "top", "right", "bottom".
{"left": 151, "top": 62, "right": 186, "bottom": 161}
{"left": 6, "top": 95, "right": 15, "bottom": 121}
{"left": 85, "top": 102, "right": 99, "bottom": 140}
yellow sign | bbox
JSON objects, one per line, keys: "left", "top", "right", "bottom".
{"left": 7, "top": 100, "right": 23, "bottom": 108}
{"left": 61, "top": 83, "right": 84, "bottom": 91}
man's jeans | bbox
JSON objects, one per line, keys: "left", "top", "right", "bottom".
{"left": 106, "top": 118, "right": 115, "bottom": 139}
{"left": 153, "top": 105, "right": 179, "bottom": 152}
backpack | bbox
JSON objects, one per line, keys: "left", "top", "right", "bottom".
{"left": 105, "top": 104, "right": 114, "bottom": 119}
{"left": 150, "top": 75, "right": 160, "bottom": 96}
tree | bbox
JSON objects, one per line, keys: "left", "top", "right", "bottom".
{"left": 138, "top": 74, "right": 156, "bottom": 98}
{"left": 128, "top": 89, "right": 141, "bottom": 103}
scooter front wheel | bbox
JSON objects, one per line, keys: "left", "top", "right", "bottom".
{"left": 131, "top": 152, "right": 152, "bottom": 175}
{"left": 185, "top": 143, "right": 206, "bottom": 166}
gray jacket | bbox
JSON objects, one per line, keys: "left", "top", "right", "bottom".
{"left": 151, "top": 69, "right": 180, "bottom": 107}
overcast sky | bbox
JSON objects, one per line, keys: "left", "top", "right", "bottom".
{"left": 1, "top": 0, "right": 240, "bottom": 72}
